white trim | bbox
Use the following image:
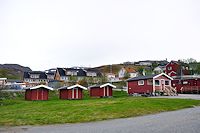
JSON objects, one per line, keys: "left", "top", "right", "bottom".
{"left": 76, "top": 88, "right": 78, "bottom": 99}
{"left": 153, "top": 73, "right": 173, "bottom": 80}
{"left": 103, "top": 87, "right": 105, "bottom": 96}
{"left": 155, "top": 79, "right": 160, "bottom": 86}
{"left": 30, "top": 85, "right": 54, "bottom": 91}
{"left": 138, "top": 80, "right": 144, "bottom": 86}
{"left": 72, "top": 89, "right": 74, "bottom": 99}
{"left": 107, "top": 86, "right": 109, "bottom": 96}
{"left": 153, "top": 79, "right": 155, "bottom": 93}
{"left": 168, "top": 71, "right": 176, "bottom": 76}
{"left": 165, "top": 80, "right": 170, "bottom": 86}
{"left": 100, "top": 83, "right": 116, "bottom": 88}
{"left": 68, "top": 84, "right": 87, "bottom": 90}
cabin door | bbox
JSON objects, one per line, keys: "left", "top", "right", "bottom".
{"left": 72, "top": 88, "right": 78, "bottom": 99}
{"left": 161, "top": 80, "right": 165, "bottom": 90}
{"left": 103, "top": 86, "right": 109, "bottom": 97}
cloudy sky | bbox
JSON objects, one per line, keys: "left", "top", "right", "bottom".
{"left": 0, "top": 0, "right": 200, "bottom": 70}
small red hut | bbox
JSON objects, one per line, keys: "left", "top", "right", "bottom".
{"left": 59, "top": 84, "right": 87, "bottom": 100}
{"left": 89, "top": 83, "right": 116, "bottom": 98}
{"left": 25, "top": 85, "right": 54, "bottom": 101}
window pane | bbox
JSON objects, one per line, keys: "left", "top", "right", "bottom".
{"left": 155, "top": 80, "right": 160, "bottom": 85}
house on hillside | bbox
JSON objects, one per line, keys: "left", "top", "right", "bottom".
{"left": 153, "top": 65, "right": 166, "bottom": 74}
{"left": 0, "top": 78, "right": 7, "bottom": 86}
{"left": 54, "top": 67, "right": 102, "bottom": 83}
{"left": 165, "top": 61, "right": 190, "bottom": 77}
{"left": 23, "top": 71, "right": 48, "bottom": 87}
{"left": 127, "top": 73, "right": 176, "bottom": 95}
{"left": 118, "top": 67, "right": 138, "bottom": 79}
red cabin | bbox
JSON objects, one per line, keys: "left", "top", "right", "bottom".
{"left": 127, "top": 73, "right": 174, "bottom": 95}
{"left": 172, "top": 76, "right": 200, "bottom": 93}
{"left": 89, "top": 83, "right": 116, "bottom": 98}
{"left": 59, "top": 84, "right": 87, "bottom": 100}
{"left": 25, "top": 85, "right": 54, "bottom": 101}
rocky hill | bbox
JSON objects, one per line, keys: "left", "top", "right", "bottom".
{"left": 0, "top": 64, "right": 32, "bottom": 79}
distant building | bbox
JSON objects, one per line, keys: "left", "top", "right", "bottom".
{"left": 23, "top": 71, "right": 48, "bottom": 87}
{"left": 118, "top": 67, "right": 138, "bottom": 79}
{"left": 54, "top": 67, "right": 102, "bottom": 83}
{"left": 0, "top": 78, "right": 7, "bottom": 86}
{"left": 153, "top": 65, "right": 166, "bottom": 74}
{"left": 165, "top": 61, "right": 190, "bottom": 77}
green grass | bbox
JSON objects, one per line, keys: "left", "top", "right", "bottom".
{"left": 0, "top": 91, "right": 200, "bottom": 126}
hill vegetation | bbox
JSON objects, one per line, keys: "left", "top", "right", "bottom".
{"left": 0, "top": 64, "right": 31, "bottom": 80}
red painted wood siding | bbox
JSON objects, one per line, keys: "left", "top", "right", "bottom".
{"left": 128, "top": 80, "right": 153, "bottom": 94}
{"left": 172, "top": 78, "right": 200, "bottom": 93}
{"left": 25, "top": 88, "right": 49, "bottom": 101}
{"left": 25, "top": 89, "right": 32, "bottom": 100}
{"left": 60, "top": 88, "right": 84, "bottom": 99}
{"left": 90, "top": 86, "right": 113, "bottom": 97}
{"left": 166, "top": 62, "right": 180, "bottom": 76}
{"left": 90, "top": 87, "right": 101, "bottom": 97}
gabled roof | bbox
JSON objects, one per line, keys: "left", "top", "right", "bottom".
{"left": 89, "top": 83, "right": 116, "bottom": 89}
{"left": 23, "top": 71, "right": 47, "bottom": 79}
{"left": 127, "top": 73, "right": 173, "bottom": 81}
{"left": 57, "top": 68, "right": 66, "bottom": 76}
{"left": 29, "top": 85, "right": 54, "bottom": 90}
{"left": 127, "top": 75, "right": 156, "bottom": 81}
{"left": 100, "top": 83, "right": 116, "bottom": 88}
{"left": 58, "top": 84, "right": 87, "bottom": 90}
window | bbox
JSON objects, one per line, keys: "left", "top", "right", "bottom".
{"left": 147, "top": 79, "right": 153, "bottom": 85}
{"left": 155, "top": 80, "right": 160, "bottom": 86}
{"left": 183, "top": 81, "right": 188, "bottom": 84}
{"left": 168, "top": 67, "right": 172, "bottom": 70}
{"left": 138, "top": 80, "right": 144, "bottom": 85}
{"left": 165, "top": 80, "right": 170, "bottom": 86}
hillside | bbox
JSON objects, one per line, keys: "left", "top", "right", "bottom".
{"left": 95, "top": 64, "right": 142, "bottom": 75}
{"left": 0, "top": 64, "right": 32, "bottom": 79}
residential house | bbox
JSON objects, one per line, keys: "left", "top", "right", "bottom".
{"left": 127, "top": 73, "right": 176, "bottom": 95}
{"left": 23, "top": 71, "right": 48, "bottom": 87}
{"left": 153, "top": 65, "right": 166, "bottom": 74}
{"left": 0, "top": 78, "right": 7, "bottom": 86}
{"left": 118, "top": 67, "right": 138, "bottom": 79}
{"left": 165, "top": 61, "right": 190, "bottom": 77}
{"left": 55, "top": 67, "right": 102, "bottom": 83}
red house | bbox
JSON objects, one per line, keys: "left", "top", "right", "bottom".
{"left": 59, "top": 84, "right": 87, "bottom": 100}
{"left": 165, "top": 61, "right": 190, "bottom": 77}
{"left": 172, "top": 75, "right": 200, "bottom": 93}
{"left": 89, "top": 83, "right": 116, "bottom": 98}
{"left": 25, "top": 85, "right": 54, "bottom": 101}
{"left": 127, "top": 73, "right": 175, "bottom": 95}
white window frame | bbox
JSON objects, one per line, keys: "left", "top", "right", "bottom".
{"left": 168, "top": 67, "right": 172, "bottom": 70}
{"left": 155, "top": 80, "right": 160, "bottom": 86}
{"left": 138, "top": 80, "right": 144, "bottom": 86}
{"left": 165, "top": 80, "right": 170, "bottom": 86}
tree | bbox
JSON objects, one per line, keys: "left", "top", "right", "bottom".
{"left": 123, "top": 72, "right": 130, "bottom": 79}
{"left": 137, "top": 67, "right": 144, "bottom": 76}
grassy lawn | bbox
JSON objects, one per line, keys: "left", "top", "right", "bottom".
{"left": 0, "top": 91, "right": 200, "bottom": 126}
